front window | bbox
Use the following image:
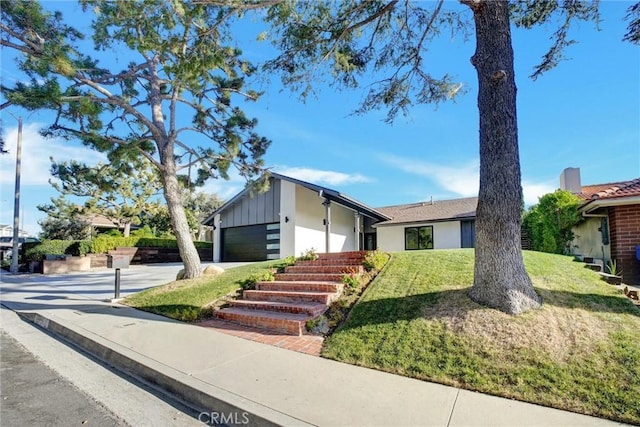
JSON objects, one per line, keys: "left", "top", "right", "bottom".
{"left": 405, "top": 226, "right": 433, "bottom": 250}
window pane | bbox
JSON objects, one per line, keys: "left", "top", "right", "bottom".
{"left": 419, "top": 226, "right": 433, "bottom": 249}
{"left": 405, "top": 228, "right": 419, "bottom": 250}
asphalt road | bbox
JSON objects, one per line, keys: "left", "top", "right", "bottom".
{"left": 1, "top": 330, "right": 128, "bottom": 426}
{"left": 0, "top": 262, "right": 250, "bottom": 427}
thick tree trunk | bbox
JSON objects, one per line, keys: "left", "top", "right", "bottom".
{"left": 466, "top": 0, "right": 541, "bottom": 314}
{"left": 160, "top": 150, "right": 202, "bottom": 279}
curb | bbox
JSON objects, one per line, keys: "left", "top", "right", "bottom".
{"left": 16, "top": 310, "right": 313, "bottom": 427}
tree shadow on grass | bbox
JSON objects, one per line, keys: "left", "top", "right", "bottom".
{"left": 340, "top": 286, "right": 639, "bottom": 330}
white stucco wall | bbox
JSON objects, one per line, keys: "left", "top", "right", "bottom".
{"left": 292, "top": 186, "right": 356, "bottom": 255}
{"left": 571, "top": 217, "right": 611, "bottom": 260}
{"left": 376, "top": 221, "right": 463, "bottom": 252}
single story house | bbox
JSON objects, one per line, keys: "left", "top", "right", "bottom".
{"left": 374, "top": 197, "right": 478, "bottom": 251}
{"left": 203, "top": 173, "right": 477, "bottom": 262}
{"left": 560, "top": 167, "right": 640, "bottom": 285}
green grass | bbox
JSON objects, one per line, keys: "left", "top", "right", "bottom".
{"left": 322, "top": 250, "right": 640, "bottom": 425}
{"left": 123, "top": 261, "right": 280, "bottom": 321}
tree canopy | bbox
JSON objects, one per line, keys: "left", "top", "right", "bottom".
{"left": 1, "top": 0, "right": 271, "bottom": 277}
{"left": 261, "top": 0, "right": 636, "bottom": 314}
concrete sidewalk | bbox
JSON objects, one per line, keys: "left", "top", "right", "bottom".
{"left": 0, "top": 272, "right": 627, "bottom": 426}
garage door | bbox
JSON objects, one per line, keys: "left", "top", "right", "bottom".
{"left": 221, "top": 223, "right": 280, "bottom": 262}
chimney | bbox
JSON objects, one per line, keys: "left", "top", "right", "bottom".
{"left": 559, "top": 167, "right": 582, "bottom": 194}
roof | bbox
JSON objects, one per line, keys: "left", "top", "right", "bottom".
{"left": 578, "top": 178, "right": 640, "bottom": 201}
{"left": 578, "top": 178, "right": 640, "bottom": 214}
{"left": 374, "top": 197, "right": 478, "bottom": 226}
{"left": 203, "top": 173, "right": 391, "bottom": 225}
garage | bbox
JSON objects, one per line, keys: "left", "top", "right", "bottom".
{"left": 221, "top": 223, "right": 280, "bottom": 262}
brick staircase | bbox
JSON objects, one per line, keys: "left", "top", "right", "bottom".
{"left": 215, "top": 251, "right": 367, "bottom": 335}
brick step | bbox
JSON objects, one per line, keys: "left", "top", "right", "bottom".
{"left": 275, "top": 273, "right": 345, "bottom": 282}
{"left": 216, "top": 308, "right": 310, "bottom": 335}
{"left": 244, "top": 290, "right": 337, "bottom": 304}
{"left": 317, "top": 251, "right": 367, "bottom": 259}
{"left": 227, "top": 299, "right": 328, "bottom": 317}
{"left": 296, "top": 258, "right": 364, "bottom": 266}
{"left": 585, "top": 263, "right": 602, "bottom": 272}
{"left": 284, "top": 265, "right": 363, "bottom": 274}
{"left": 598, "top": 272, "right": 623, "bottom": 285}
{"left": 256, "top": 281, "right": 343, "bottom": 293}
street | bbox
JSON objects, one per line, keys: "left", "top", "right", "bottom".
{"left": 0, "top": 262, "right": 247, "bottom": 427}
{"left": 1, "top": 331, "right": 128, "bottom": 426}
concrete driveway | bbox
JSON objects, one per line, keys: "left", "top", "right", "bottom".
{"left": 0, "top": 262, "right": 251, "bottom": 312}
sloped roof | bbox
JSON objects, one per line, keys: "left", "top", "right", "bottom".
{"left": 374, "top": 197, "right": 478, "bottom": 226}
{"left": 203, "top": 173, "right": 391, "bottom": 225}
{"left": 579, "top": 178, "right": 640, "bottom": 201}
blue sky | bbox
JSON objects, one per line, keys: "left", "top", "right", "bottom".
{"left": 1, "top": 1, "right": 638, "bottom": 236}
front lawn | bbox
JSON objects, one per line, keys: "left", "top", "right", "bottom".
{"left": 322, "top": 250, "right": 640, "bottom": 425}
{"left": 123, "top": 261, "right": 279, "bottom": 321}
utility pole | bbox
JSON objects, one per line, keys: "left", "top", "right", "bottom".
{"left": 10, "top": 116, "right": 22, "bottom": 274}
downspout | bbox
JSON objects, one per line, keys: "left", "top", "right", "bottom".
{"left": 323, "top": 198, "right": 331, "bottom": 253}
{"left": 354, "top": 212, "right": 361, "bottom": 251}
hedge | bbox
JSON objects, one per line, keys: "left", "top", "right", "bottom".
{"left": 25, "top": 237, "right": 212, "bottom": 261}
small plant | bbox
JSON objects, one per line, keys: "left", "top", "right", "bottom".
{"left": 341, "top": 272, "right": 361, "bottom": 291}
{"left": 176, "top": 307, "right": 200, "bottom": 322}
{"left": 362, "top": 249, "right": 389, "bottom": 272}
{"left": 239, "top": 268, "right": 276, "bottom": 290}
{"left": 606, "top": 259, "right": 622, "bottom": 276}
{"left": 298, "top": 247, "right": 318, "bottom": 261}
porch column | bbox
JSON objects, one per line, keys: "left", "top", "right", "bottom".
{"left": 354, "top": 212, "right": 361, "bottom": 251}
{"left": 323, "top": 199, "right": 331, "bottom": 253}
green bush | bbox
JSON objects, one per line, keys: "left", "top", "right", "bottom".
{"left": 362, "top": 249, "right": 389, "bottom": 271}
{"left": 522, "top": 190, "right": 582, "bottom": 255}
{"left": 24, "top": 240, "right": 74, "bottom": 261}
{"left": 239, "top": 268, "right": 276, "bottom": 290}
{"left": 66, "top": 240, "right": 92, "bottom": 256}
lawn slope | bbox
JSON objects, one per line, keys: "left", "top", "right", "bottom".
{"left": 322, "top": 250, "right": 640, "bottom": 425}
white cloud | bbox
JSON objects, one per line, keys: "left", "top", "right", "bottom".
{"left": 380, "top": 154, "right": 557, "bottom": 205}
{"left": 0, "top": 123, "right": 107, "bottom": 186}
{"left": 274, "top": 166, "right": 372, "bottom": 186}
{"left": 522, "top": 180, "right": 557, "bottom": 206}
{"left": 199, "top": 168, "right": 247, "bottom": 201}
{"left": 380, "top": 154, "right": 479, "bottom": 197}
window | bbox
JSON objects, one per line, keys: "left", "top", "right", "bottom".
{"left": 405, "top": 226, "right": 433, "bottom": 250}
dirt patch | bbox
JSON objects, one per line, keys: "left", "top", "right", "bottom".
{"left": 423, "top": 289, "right": 609, "bottom": 363}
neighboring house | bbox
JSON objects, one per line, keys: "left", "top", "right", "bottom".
{"left": 203, "top": 173, "right": 477, "bottom": 262}
{"left": 82, "top": 214, "right": 140, "bottom": 235}
{"left": 374, "top": 198, "right": 478, "bottom": 251}
{"left": 560, "top": 167, "right": 640, "bottom": 285}
{"left": 0, "top": 225, "right": 29, "bottom": 238}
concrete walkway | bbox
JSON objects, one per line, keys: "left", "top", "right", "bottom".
{"left": 0, "top": 267, "right": 627, "bottom": 426}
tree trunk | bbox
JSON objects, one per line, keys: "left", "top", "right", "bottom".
{"left": 123, "top": 222, "right": 131, "bottom": 237}
{"left": 160, "top": 150, "right": 202, "bottom": 279}
{"left": 466, "top": 0, "right": 541, "bottom": 314}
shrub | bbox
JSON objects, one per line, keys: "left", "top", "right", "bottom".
{"left": 25, "top": 240, "right": 75, "bottom": 261}
{"left": 298, "top": 247, "right": 318, "bottom": 261}
{"left": 522, "top": 190, "right": 582, "bottom": 255}
{"left": 239, "top": 268, "right": 276, "bottom": 290}
{"left": 341, "top": 272, "right": 361, "bottom": 292}
{"left": 362, "top": 249, "right": 389, "bottom": 272}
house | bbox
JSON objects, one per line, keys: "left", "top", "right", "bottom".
{"left": 203, "top": 173, "right": 477, "bottom": 262}
{"left": 0, "top": 225, "right": 29, "bottom": 238}
{"left": 560, "top": 167, "right": 640, "bottom": 285}
{"left": 374, "top": 197, "right": 478, "bottom": 251}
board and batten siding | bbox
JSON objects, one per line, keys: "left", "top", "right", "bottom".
{"left": 220, "top": 179, "right": 281, "bottom": 228}
{"left": 376, "top": 221, "right": 463, "bottom": 252}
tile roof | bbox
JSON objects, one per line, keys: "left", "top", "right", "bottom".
{"left": 375, "top": 197, "right": 478, "bottom": 226}
{"left": 579, "top": 178, "right": 640, "bottom": 201}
